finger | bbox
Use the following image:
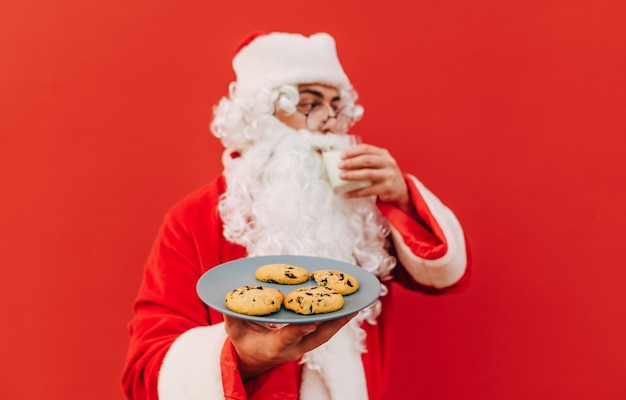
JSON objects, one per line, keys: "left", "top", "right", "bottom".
{"left": 223, "top": 315, "right": 271, "bottom": 340}
{"left": 341, "top": 143, "right": 369, "bottom": 158}
{"left": 223, "top": 314, "right": 245, "bottom": 337}
{"left": 275, "top": 322, "right": 319, "bottom": 346}
{"left": 296, "top": 314, "right": 357, "bottom": 352}
{"left": 339, "top": 166, "right": 382, "bottom": 182}
{"left": 340, "top": 154, "right": 380, "bottom": 171}
{"left": 341, "top": 144, "right": 386, "bottom": 163}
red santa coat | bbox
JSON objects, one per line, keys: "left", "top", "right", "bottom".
{"left": 122, "top": 174, "right": 471, "bottom": 400}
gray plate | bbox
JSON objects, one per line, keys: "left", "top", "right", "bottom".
{"left": 196, "top": 255, "right": 381, "bottom": 324}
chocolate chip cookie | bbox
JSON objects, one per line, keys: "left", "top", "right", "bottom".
{"left": 310, "top": 269, "right": 360, "bottom": 295}
{"left": 283, "top": 286, "right": 344, "bottom": 315}
{"left": 255, "top": 263, "right": 310, "bottom": 284}
{"left": 224, "top": 285, "right": 284, "bottom": 316}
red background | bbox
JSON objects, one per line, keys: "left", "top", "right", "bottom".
{"left": 1, "top": 0, "right": 625, "bottom": 399}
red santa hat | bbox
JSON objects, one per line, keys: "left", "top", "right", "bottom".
{"left": 232, "top": 32, "right": 352, "bottom": 93}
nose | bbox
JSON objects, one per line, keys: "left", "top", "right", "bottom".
{"left": 321, "top": 114, "right": 339, "bottom": 133}
{"left": 320, "top": 105, "right": 339, "bottom": 133}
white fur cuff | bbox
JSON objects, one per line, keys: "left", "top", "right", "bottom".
{"left": 392, "top": 176, "right": 468, "bottom": 288}
{"left": 158, "top": 324, "right": 227, "bottom": 400}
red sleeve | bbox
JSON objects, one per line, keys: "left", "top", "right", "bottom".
{"left": 221, "top": 339, "right": 302, "bottom": 400}
{"left": 121, "top": 208, "right": 212, "bottom": 398}
{"left": 377, "top": 175, "right": 472, "bottom": 294}
{"left": 123, "top": 176, "right": 299, "bottom": 399}
{"left": 392, "top": 238, "right": 472, "bottom": 295}
{"left": 122, "top": 179, "right": 241, "bottom": 399}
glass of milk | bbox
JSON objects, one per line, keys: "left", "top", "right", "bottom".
{"left": 322, "top": 135, "right": 372, "bottom": 194}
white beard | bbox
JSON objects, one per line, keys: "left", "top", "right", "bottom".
{"left": 217, "top": 117, "right": 398, "bottom": 393}
{"left": 218, "top": 116, "right": 396, "bottom": 280}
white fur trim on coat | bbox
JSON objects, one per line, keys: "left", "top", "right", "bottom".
{"left": 391, "top": 176, "right": 468, "bottom": 288}
{"left": 158, "top": 324, "right": 226, "bottom": 400}
{"left": 300, "top": 321, "right": 369, "bottom": 400}
{"left": 157, "top": 321, "right": 367, "bottom": 399}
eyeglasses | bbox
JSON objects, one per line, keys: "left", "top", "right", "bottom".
{"left": 296, "top": 102, "right": 355, "bottom": 133}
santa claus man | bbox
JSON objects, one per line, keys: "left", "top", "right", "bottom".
{"left": 122, "top": 32, "right": 471, "bottom": 400}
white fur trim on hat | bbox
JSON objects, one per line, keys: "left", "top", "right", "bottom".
{"left": 232, "top": 32, "right": 352, "bottom": 93}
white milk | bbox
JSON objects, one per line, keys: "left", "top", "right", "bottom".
{"left": 322, "top": 150, "right": 372, "bottom": 194}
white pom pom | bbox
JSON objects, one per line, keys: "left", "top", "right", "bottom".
{"left": 353, "top": 104, "right": 364, "bottom": 121}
